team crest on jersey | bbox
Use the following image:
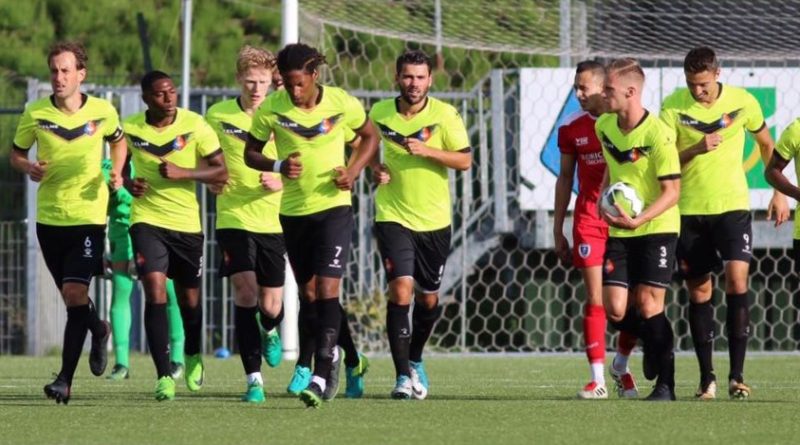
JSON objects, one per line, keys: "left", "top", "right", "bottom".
{"left": 376, "top": 123, "right": 438, "bottom": 147}
{"left": 678, "top": 109, "right": 742, "bottom": 134}
{"left": 37, "top": 118, "right": 105, "bottom": 141}
{"left": 578, "top": 243, "right": 591, "bottom": 259}
{"left": 129, "top": 133, "right": 193, "bottom": 157}
{"left": 276, "top": 113, "right": 343, "bottom": 139}
{"left": 221, "top": 122, "right": 248, "bottom": 142}
{"left": 600, "top": 134, "right": 651, "bottom": 164}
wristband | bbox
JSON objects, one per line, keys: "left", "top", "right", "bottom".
{"left": 272, "top": 160, "right": 283, "bottom": 173}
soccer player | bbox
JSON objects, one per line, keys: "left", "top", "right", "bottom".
{"left": 102, "top": 158, "right": 186, "bottom": 381}
{"left": 660, "top": 47, "right": 789, "bottom": 399}
{"left": 553, "top": 61, "right": 638, "bottom": 399}
{"left": 598, "top": 58, "right": 681, "bottom": 401}
{"left": 765, "top": 120, "right": 800, "bottom": 284}
{"left": 125, "top": 70, "right": 228, "bottom": 401}
{"left": 244, "top": 43, "right": 379, "bottom": 408}
{"left": 10, "top": 41, "right": 127, "bottom": 404}
{"left": 368, "top": 50, "right": 470, "bottom": 399}
{"left": 205, "top": 45, "right": 286, "bottom": 403}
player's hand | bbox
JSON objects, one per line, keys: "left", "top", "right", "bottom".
{"left": 28, "top": 161, "right": 47, "bottom": 182}
{"left": 260, "top": 172, "right": 283, "bottom": 191}
{"left": 553, "top": 232, "right": 572, "bottom": 266}
{"left": 158, "top": 157, "right": 188, "bottom": 180}
{"left": 280, "top": 152, "right": 302, "bottom": 179}
{"left": 701, "top": 133, "right": 723, "bottom": 153}
{"left": 372, "top": 163, "right": 391, "bottom": 185}
{"left": 132, "top": 178, "right": 148, "bottom": 197}
{"left": 333, "top": 166, "right": 355, "bottom": 191}
{"left": 602, "top": 204, "right": 642, "bottom": 230}
{"left": 207, "top": 182, "right": 225, "bottom": 195}
{"left": 404, "top": 138, "right": 430, "bottom": 157}
{"left": 109, "top": 170, "right": 123, "bottom": 191}
{"left": 767, "top": 191, "right": 790, "bottom": 227}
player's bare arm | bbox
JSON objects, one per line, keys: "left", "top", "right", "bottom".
{"left": 678, "top": 133, "right": 722, "bottom": 165}
{"left": 334, "top": 119, "right": 379, "bottom": 191}
{"left": 404, "top": 138, "right": 471, "bottom": 170}
{"left": 553, "top": 151, "right": 577, "bottom": 265}
{"left": 752, "top": 125, "right": 790, "bottom": 225}
{"left": 9, "top": 147, "right": 47, "bottom": 182}
{"left": 158, "top": 151, "right": 228, "bottom": 186}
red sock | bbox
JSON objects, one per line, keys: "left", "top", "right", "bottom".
{"left": 583, "top": 304, "right": 606, "bottom": 364}
{"left": 617, "top": 330, "right": 637, "bottom": 356}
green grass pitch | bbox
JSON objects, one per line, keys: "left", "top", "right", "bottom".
{"left": 1, "top": 354, "right": 798, "bottom": 444}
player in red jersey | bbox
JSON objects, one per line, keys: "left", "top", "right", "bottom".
{"left": 553, "top": 61, "right": 638, "bottom": 399}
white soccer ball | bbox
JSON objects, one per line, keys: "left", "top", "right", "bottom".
{"left": 601, "top": 182, "right": 644, "bottom": 218}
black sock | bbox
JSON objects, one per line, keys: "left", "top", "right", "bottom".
{"left": 312, "top": 298, "right": 341, "bottom": 380}
{"left": 235, "top": 305, "right": 261, "bottom": 375}
{"left": 409, "top": 302, "right": 442, "bottom": 363}
{"left": 180, "top": 304, "right": 203, "bottom": 356}
{"left": 338, "top": 304, "right": 360, "bottom": 368}
{"left": 59, "top": 305, "right": 91, "bottom": 385}
{"left": 145, "top": 303, "right": 171, "bottom": 378}
{"left": 259, "top": 306, "right": 284, "bottom": 332}
{"left": 644, "top": 312, "right": 675, "bottom": 389}
{"left": 387, "top": 302, "right": 411, "bottom": 377}
{"left": 689, "top": 300, "right": 716, "bottom": 384}
{"left": 297, "top": 300, "right": 316, "bottom": 368}
{"left": 726, "top": 293, "right": 750, "bottom": 382}
{"left": 86, "top": 298, "right": 105, "bottom": 336}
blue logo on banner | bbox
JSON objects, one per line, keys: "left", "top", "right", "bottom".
{"left": 539, "top": 90, "right": 582, "bottom": 194}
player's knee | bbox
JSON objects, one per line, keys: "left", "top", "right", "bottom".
{"left": 415, "top": 293, "right": 438, "bottom": 310}
{"left": 61, "top": 283, "right": 89, "bottom": 306}
{"left": 606, "top": 308, "right": 625, "bottom": 324}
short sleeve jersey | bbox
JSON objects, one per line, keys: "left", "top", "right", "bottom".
{"left": 596, "top": 111, "right": 681, "bottom": 238}
{"left": 206, "top": 98, "right": 282, "bottom": 233}
{"left": 13, "top": 95, "right": 123, "bottom": 226}
{"left": 660, "top": 84, "right": 765, "bottom": 215}
{"left": 369, "top": 97, "right": 470, "bottom": 231}
{"left": 249, "top": 86, "right": 367, "bottom": 216}
{"left": 125, "top": 108, "right": 220, "bottom": 233}
{"left": 773, "top": 118, "right": 800, "bottom": 239}
{"left": 557, "top": 111, "right": 607, "bottom": 228}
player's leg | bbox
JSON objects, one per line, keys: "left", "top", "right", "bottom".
{"left": 254, "top": 233, "right": 286, "bottom": 369}
{"left": 130, "top": 223, "right": 176, "bottom": 401}
{"left": 715, "top": 210, "right": 753, "bottom": 399}
{"left": 375, "top": 222, "right": 415, "bottom": 399}
{"left": 165, "top": 279, "right": 185, "bottom": 378}
{"left": 634, "top": 234, "right": 678, "bottom": 401}
{"left": 107, "top": 232, "right": 134, "bottom": 380}
{"left": 679, "top": 214, "right": 720, "bottom": 399}
{"left": 407, "top": 225, "right": 451, "bottom": 400}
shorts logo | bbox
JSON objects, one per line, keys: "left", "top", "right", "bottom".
{"left": 384, "top": 258, "right": 394, "bottom": 274}
{"left": 434, "top": 265, "right": 445, "bottom": 284}
{"left": 578, "top": 243, "right": 591, "bottom": 259}
{"left": 604, "top": 258, "right": 615, "bottom": 274}
{"left": 223, "top": 250, "right": 231, "bottom": 266}
{"left": 197, "top": 255, "right": 204, "bottom": 277}
{"left": 679, "top": 259, "right": 689, "bottom": 274}
{"left": 136, "top": 252, "right": 146, "bottom": 266}
{"left": 328, "top": 246, "right": 343, "bottom": 269}
{"left": 83, "top": 236, "right": 93, "bottom": 258}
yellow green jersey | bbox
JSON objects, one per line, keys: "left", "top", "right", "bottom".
{"left": 13, "top": 94, "right": 123, "bottom": 226}
{"left": 773, "top": 118, "right": 800, "bottom": 239}
{"left": 369, "top": 97, "right": 470, "bottom": 231}
{"left": 596, "top": 111, "right": 681, "bottom": 238}
{"left": 249, "top": 85, "right": 367, "bottom": 216}
{"left": 206, "top": 98, "right": 282, "bottom": 233}
{"left": 660, "top": 84, "right": 765, "bottom": 215}
{"left": 124, "top": 108, "right": 221, "bottom": 233}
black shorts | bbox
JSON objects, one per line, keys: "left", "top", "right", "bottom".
{"left": 217, "top": 229, "right": 286, "bottom": 288}
{"left": 279, "top": 206, "right": 353, "bottom": 285}
{"left": 129, "top": 223, "right": 204, "bottom": 288}
{"left": 603, "top": 234, "right": 678, "bottom": 289}
{"left": 36, "top": 223, "right": 105, "bottom": 287}
{"left": 375, "top": 222, "right": 451, "bottom": 293}
{"left": 677, "top": 210, "right": 752, "bottom": 279}
{"left": 792, "top": 240, "right": 800, "bottom": 273}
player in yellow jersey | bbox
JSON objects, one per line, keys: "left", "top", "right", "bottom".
{"left": 10, "top": 42, "right": 127, "bottom": 404}
{"left": 125, "top": 71, "right": 228, "bottom": 401}
{"left": 369, "top": 50, "right": 471, "bottom": 399}
{"left": 206, "top": 46, "right": 286, "bottom": 403}
{"left": 660, "top": 47, "right": 789, "bottom": 399}
{"left": 244, "top": 43, "right": 379, "bottom": 408}
{"left": 598, "top": 58, "right": 681, "bottom": 401}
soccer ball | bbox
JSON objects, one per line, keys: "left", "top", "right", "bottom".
{"left": 601, "top": 182, "right": 643, "bottom": 217}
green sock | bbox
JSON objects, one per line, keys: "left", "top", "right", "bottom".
{"left": 166, "top": 279, "right": 185, "bottom": 364}
{"left": 110, "top": 271, "right": 134, "bottom": 368}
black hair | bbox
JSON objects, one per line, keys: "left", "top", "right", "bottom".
{"left": 575, "top": 60, "right": 605, "bottom": 78}
{"left": 684, "top": 47, "right": 719, "bottom": 74}
{"left": 395, "top": 50, "right": 432, "bottom": 75}
{"left": 276, "top": 43, "right": 326, "bottom": 74}
{"left": 140, "top": 70, "right": 172, "bottom": 93}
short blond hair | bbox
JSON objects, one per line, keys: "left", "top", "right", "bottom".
{"left": 236, "top": 45, "right": 276, "bottom": 76}
{"left": 606, "top": 58, "right": 645, "bottom": 83}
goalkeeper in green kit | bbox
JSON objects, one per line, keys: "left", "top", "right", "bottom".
{"left": 102, "top": 159, "right": 186, "bottom": 380}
